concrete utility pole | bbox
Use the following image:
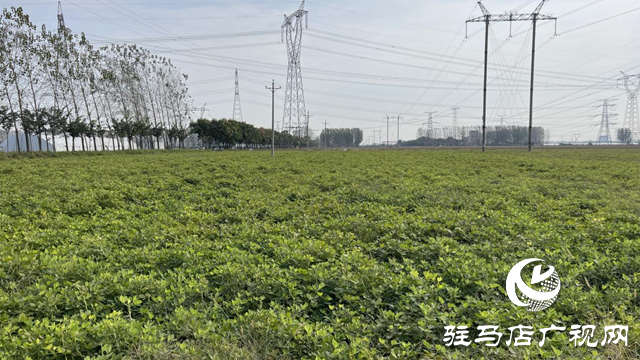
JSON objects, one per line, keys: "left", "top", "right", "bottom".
{"left": 384, "top": 114, "right": 390, "bottom": 148}
{"left": 397, "top": 114, "right": 403, "bottom": 147}
{"left": 323, "top": 120, "right": 328, "bottom": 149}
{"left": 265, "top": 80, "right": 281, "bottom": 157}
{"left": 304, "top": 111, "right": 313, "bottom": 151}
{"left": 466, "top": 0, "right": 557, "bottom": 152}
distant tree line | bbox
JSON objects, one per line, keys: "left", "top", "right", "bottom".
{"left": 484, "top": 126, "right": 547, "bottom": 146}
{"left": 616, "top": 128, "right": 637, "bottom": 145}
{"left": 406, "top": 125, "right": 548, "bottom": 147}
{"left": 0, "top": 6, "right": 193, "bottom": 153}
{"left": 319, "top": 128, "right": 363, "bottom": 148}
{"left": 190, "top": 118, "right": 318, "bottom": 149}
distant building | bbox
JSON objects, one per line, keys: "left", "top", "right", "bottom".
{"left": 183, "top": 134, "right": 200, "bottom": 149}
{"left": 0, "top": 132, "right": 54, "bottom": 152}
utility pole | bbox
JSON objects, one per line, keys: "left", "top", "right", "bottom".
{"left": 527, "top": 9, "right": 538, "bottom": 152}
{"left": 265, "top": 80, "right": 281, "bottom": 157}
{"left": 451, "top": 107, "right": 460, "bottom": 139}
{"left": 397, "top": 114, "right": 403, "bottom": 147}
{"left": 480, "top": 7, "right": 489, "bottom": 152}
{"left": 466, "top": 0, "right": 556, "bottom": 152}
{"left": 594, "top": 99, "right": 617, "bottom": 145}
{"left": 282, "top": 0, "right": 309, "bottom": 137}
{"left": 323, "top": 120, "right": 328, "bottom": 149}
{"left": 618, "top": 72, "right": 640, "bottom": 142}
{"left": 385, "top": 114, "right": 390, "bottom": 148}
{"left": 233, "top": 69, "right": 243, "bottom": 122}
{"left": 304, "top": 111, "right": 313, "bottom": 151}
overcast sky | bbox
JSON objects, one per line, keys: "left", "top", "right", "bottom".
{"left": 8, "top": 0, "right": 640, "bottom": 143}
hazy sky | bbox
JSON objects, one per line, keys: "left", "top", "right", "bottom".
{"left": 8, "top": 0, "right": 640, "bottom": 143}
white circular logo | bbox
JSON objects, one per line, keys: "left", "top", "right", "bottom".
{"left": 506, "top": 258, "right": 560, "bottom": 312}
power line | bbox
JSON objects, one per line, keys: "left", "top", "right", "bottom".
{"left": 560, "top": 5, "right": 640, "bottom": 35}
{"left": 306, "top": 1, "right": 460, "bottom": 34}
{"left": 89, "top": 30, "right": 282, "bottom": 44}
{"left": 305, "top": 28, "right": 612, "bottom": 82}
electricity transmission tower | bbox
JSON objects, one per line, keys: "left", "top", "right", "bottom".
{"left": 497, "top": 115, "right": 507, "bottom": 126}
{"left": 425, "top": 112, "right": 437, "bottom": 138}
{"left": 466, "top": 0, "right": 557, "bottom": 152}
{"left": 374, "top": 130, "right": 382, "bottom": 146}
{"left": 232, "top": 69, "right": 243, "bottom": 122}
{"left": 451, "top": 107, "right": 460, "bottom": 139}
{"left": 190, "top": 105, "right": 208, "bottom": 119}
{"left": 595, "top": 99, "right": 617, "bottom": 145}
{"left": 200, "top": 103, "right": 208, "bottom": 119}
{"left": 57, "top": 1, "right": 66, "bottom": 33}
{"left": 618, "top": 72, "right": 640, "bottom": 141}
{"left": 282, "top": 0, "right": 309, "bottom": 137}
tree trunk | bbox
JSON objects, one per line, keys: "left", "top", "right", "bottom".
{"left": 3, "top": 84, "right": 20, "bottom": 153}
{"left": 28, "top": 72, "right": 42, "bottom": 152}
{"left": 11, "top": 69, "right": 29, "bottom": 152}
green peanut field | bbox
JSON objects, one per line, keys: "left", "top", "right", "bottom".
{"left": 0, "top": 149, "right": 637, "bottom": 359}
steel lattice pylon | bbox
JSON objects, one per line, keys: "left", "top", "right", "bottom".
{"left": 619, "top": 72, "right": 640, "bottom": 142}
{"left": 426, "top": 112, "right": 437, "bottom": 138}
{"left": 57, "top": 1, "right": 66, "bottom": 33}
{"left": 595, "top": 99, "right": 617, "bottom": 145}
{"left": 281, "top": 0, "right": 308, "bottom": 137}
{"left": 451, "top": 107, "right": 460, "bottom": 140}
{"left": 233, "top": 69, "right": 243, "bottom": 122}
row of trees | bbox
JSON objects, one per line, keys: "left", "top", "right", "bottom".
{"left": 190, "top": 118, "right": 318, "bottom": 149}
{"left": 0, "top": 6, "right": 193, "bottom": 152}
{"left": 319, "top": 128, "right": 364, "bottom": 148}
{"left": 407, "top": 125, "right": 548, "bottom": 146}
